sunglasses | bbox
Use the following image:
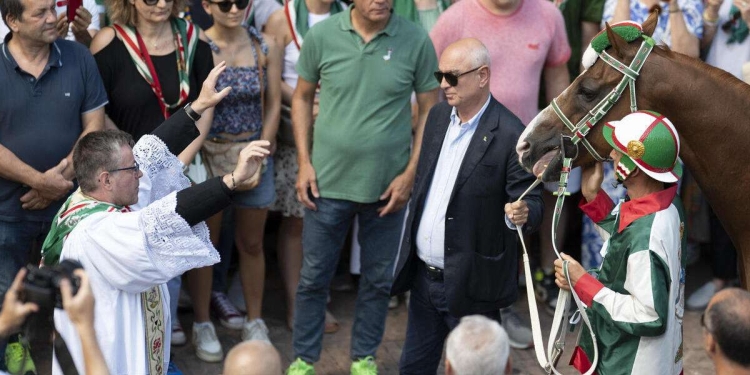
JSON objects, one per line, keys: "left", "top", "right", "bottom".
{"left": 209, "top": 0, "right": 250, "bottom": 12}
{"left": 141, "top": 0, "right": 174, "bottom": 6}
{"left": 108, "top": 161, "right": 140, "bottom": 175}
{"left": 433, "top": 66, "right": 482, "bottom": 87}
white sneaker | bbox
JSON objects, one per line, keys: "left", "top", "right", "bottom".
{"left": 687, "top": 281, "right": 719, "bottom": 311}
{"left": 192, "top": 322, "right": 223, "bottom": 362}
{"left": 242, "top": 318, "right": 270, "bottom": 342}
{"left": 500, "top": 307, "right": 533, "bottom": 349}
{"left": 171, "top": 321, "right": 186, "bottom": 346}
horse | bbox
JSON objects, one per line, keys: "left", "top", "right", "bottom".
{"left": 515, "top": 10, "right": 750, "bottom": 290}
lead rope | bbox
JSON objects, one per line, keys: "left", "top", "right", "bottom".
{"left": 517, "top": 157, "right": 598, "bottom": 375}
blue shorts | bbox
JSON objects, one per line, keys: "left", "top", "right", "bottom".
{"left": 232, "top": 156, "right": 276, "bottom": 209}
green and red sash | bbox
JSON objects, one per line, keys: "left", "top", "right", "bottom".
{"left": 284, "top": 0, "right": 345, "bottom": 49}
{"left": 112, "top": 18, "right": 199, "bottom": 119}
{"left": 41, "top": 189, "right": 129, "bottom": 267}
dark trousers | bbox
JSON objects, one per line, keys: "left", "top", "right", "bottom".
{"left": 710, "top": 210, "right": 737, "bottom": 280}
{"left": 399, "top": 261, "right": 500, "bottom": 375}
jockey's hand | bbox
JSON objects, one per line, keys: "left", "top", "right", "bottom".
{"left": 192, "top": 61, "right": 233, "bottom": 114}
{"left": 553, "top": 253, "right": 587, "bottom": 291}
{"left": 581, "top": 162, "right": 604, "bottom": 202}
{"left": 504, "top": 200, "right": 529, "bottom": 227}
{"left": 733, "top": 0, "right": 750, "bottom": 23}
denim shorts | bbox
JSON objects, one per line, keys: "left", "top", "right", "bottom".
{"left": 232, "top": 156, "right": 276, "bottom": 209}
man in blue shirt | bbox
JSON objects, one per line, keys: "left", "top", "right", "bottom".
{"left": 0, "top": 0, "right": 106, "bottom": 370}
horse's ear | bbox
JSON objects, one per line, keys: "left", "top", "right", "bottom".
{"left": 605, "top": 22, "right": 629, "bottom": 59}
{"left": 643, "top": 8, "right": 659, "bottom": 37}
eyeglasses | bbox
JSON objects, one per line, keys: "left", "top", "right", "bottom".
{"left": 141, "top": 0, "right": 174, "bottom": 6}
{"left": 209, "top": 0, "right": 250, "bottom": 12}
{"left": 108, "top": 161, "right": 140, "bottom": 175}
{"left": 433, "top": 66, "right": 483, "bottom": 87}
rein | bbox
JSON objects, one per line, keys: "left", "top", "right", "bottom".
{"left": 518, "top": 35, "right": 655, "bottom": 375}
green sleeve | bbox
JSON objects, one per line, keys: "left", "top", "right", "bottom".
{"left": 413, "top": 36, "right": 439, "bottom": 93}
{"left": 295, "top": 26, "right": 322, "bottom": 84}
{"left": 581, "top": 0, "right": 605, "bottom": 24}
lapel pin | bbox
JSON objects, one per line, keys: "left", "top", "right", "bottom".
{"left": 483, "top": 136, "right": 487, "bottom": 142}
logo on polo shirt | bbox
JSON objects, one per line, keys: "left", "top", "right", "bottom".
{"left": 65, "top": 93, "right": 71, "bottom": 97}
{"left": 383, "top": 48, "right": 392, "bottom": 61}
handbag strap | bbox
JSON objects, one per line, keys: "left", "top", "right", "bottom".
{"left": 250, "top": 32, "right": 265, "bottom": 131}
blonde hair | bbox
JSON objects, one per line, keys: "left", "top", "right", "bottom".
{"left": 107, "top": 0, "right": 186, "bottom": 27}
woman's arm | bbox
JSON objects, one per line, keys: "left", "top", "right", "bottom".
{"left": 260, "top": 34, "right": 283, "bottom": 153}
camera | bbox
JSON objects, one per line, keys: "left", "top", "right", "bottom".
{"left": 21, "top": 260, "right": 82, "bottom": 310}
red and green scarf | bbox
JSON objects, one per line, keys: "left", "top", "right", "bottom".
{"left": 284, "top": 0, "right": 345, "bottom": 49}
{"left": 113, "top": 18, "right": 199, "bottom": 119}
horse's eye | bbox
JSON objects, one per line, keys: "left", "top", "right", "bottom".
{"left": 578, "top": 86, "right": 598, "bottom": 101}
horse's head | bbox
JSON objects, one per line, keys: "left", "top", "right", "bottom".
{"left": 516, "top": 11, "right": 661, "bottom": 181}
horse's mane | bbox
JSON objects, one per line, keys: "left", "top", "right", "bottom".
{"left": 650, "top": 43, "right": 750, "bottom": 100}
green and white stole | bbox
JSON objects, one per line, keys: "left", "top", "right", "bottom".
{"left": 284, "top": 0, "right": 345, "bottom": 49}
{"left": 112, "top": 18, "right": 199, "bottom": 119}
{"left": 40, "top": 189, "right": 166, "bottom": 375}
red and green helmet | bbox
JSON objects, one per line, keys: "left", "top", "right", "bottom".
{"left": 602, "top": 110, "right": 683, "bottom": 183}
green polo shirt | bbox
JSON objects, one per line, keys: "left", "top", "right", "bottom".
{"left": 296, "top": 6, "right": 438, "bottom": 203}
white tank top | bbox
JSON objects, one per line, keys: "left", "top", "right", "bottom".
{"left": 282, "top": 11, "right": 331, "bottom": 89}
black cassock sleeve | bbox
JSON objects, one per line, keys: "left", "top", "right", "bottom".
{"left": 175, "top": 177, "right": 232, "bottom": 226}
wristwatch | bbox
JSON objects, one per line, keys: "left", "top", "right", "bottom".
{"left": 184, "top": 102, "right": 202, "bottom": 122}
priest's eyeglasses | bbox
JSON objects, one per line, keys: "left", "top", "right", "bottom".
{"left": 109, "top": 161, "right": 140, "bottom": 175}
{"left": 433, "top": 66, "right": 482, "bottom": 87}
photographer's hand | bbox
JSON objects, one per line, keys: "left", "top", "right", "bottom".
{"left": 0, "top": 269, "right": 39, "bottom": 339}
{"left": 60, "top": 270, "right": 94, "bottom": 329}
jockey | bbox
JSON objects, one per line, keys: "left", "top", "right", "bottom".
{"left": 554, "top": 110, "right": 686, "bottom": 375}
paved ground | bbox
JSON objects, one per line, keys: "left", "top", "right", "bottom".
{"left": 169, "top": 259, "right": 716, "bottom": 375}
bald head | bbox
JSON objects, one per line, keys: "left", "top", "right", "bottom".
{"left": 442, "top": 38, "right": 491, "bottom": 70}
{"left": 223, "top": 341, "right": 282, "bottom": 375}
{"left": 705, "top": 288, "right": 750, "bottom": 367}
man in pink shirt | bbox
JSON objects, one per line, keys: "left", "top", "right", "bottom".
{"left": 429, "top": 0, "right": 571, "bottom": 351}
{"left": 430, "top": 0, "right": 571, "bottom": 126}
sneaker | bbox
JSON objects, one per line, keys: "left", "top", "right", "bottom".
{"left": 534, "top": 270, "right": 560, "bottom": 316}
{"left": 167, "top": 360, "right": 183, "bottom": 375}
{"left": 5, "top": 339, "right": 36, "bottom": 375}
{"left": 687, "top": 281, "right": 719, "bottom": 310}
{"left": 192, "top": 322, "right": 223, "bottom": 362}
{"left": 350, "top": 356, "right": 377, "bottom": 375}
{"left": 500, "top": 307, "right": 533, "bottom": 349}
{"left": 172, "top": 321, "right": 187, "bottom": 346}
{"left": 286, "top": 358, "right": 315, "bottom": 375}
{"left": 388, "top": 296, "right": 399, "bottom": 309}
{"left": 211, "top": 291, "right": 245, "bottom": 330}
{"left": 242, "top": 318, "right": 270, "bottom": 342}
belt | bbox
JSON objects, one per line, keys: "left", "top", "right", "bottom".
{"left": 422, "top": 261, "right": 444, "bottom": 281}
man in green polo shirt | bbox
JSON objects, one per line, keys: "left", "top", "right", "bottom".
{"left": 288, "top": 0, "right": 438, "bottom": 371}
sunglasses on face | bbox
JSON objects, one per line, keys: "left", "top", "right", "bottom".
{"left": 141, "top": 0, "right": 174, "bottom": 6}
{"left": 108, "top": 161, "right": 140, "bottom": 175}
{"left": 433, "top": 66, "right": 482, "bottom": 87}
{"left": 209, "top": 0, "right": 250, "bottom": 12}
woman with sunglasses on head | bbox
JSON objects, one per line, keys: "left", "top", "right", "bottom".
{"left": 200, "top": 0, "right": 282, "bottom": 344}
{"left": 89, "top": 0, "right": 221, "bottom": 365}
{"left": 264, "top": 0, "right": 345, "bottom": 333}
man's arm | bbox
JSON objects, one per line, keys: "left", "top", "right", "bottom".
{"left": 543, "top": 64, "right": 571, "bottom": 103}
{"left": 378, "top": 89, "right": 438, "bottom": 217}
{"left": 292, "top": 77, "right": 319, "bottom": 210}
{"left": 668, "top": 1, "right": 701, "bottom": 57}
{"left": 20, "top": 106, "right": 104, "bottom": 210}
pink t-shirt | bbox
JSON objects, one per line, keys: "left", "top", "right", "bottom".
{"left": 430, "top": 0, "right": 571, "bottom": 125}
